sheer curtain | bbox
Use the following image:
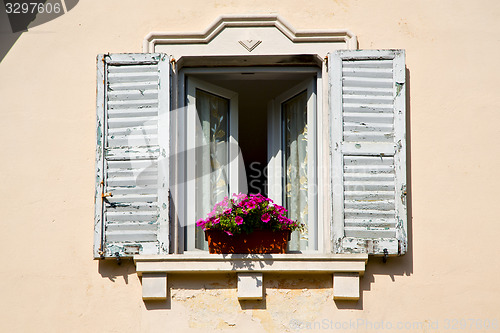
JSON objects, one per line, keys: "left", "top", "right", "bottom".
{"left": 195, "top": 89, "right": 230, "bottom": 250}
{"left": 283, "top": 91, "right": 308, "bottom": 251}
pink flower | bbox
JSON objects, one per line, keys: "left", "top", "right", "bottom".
{"left": 274, "top": 205, "right": 286, "bottom": 214}
{"left": 196, "top": 219, "right": 207, "bottom": 230}
{"left": 245, "top": 200, "right": 257, "bottom": 210}
{"left": 250, "top": 193, "right": 265, "bottom": 203}
{"left": 195, "top": 193, "right": 303, "bottom": 235}
{"left": 278, "top": 215, "right": 291, "bottom": 224}
{"left": 233, "top": 193, "right": 247, "bottom": 201}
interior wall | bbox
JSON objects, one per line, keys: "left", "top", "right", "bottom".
{"left": 237, "top": 82, "right": 269, "bottom": 195}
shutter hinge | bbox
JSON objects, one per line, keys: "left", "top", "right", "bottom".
{"left": 170, "top": 57, "right": 177, "bottom": 71}
{"left": 401, "top": 184, "right": 407, "bottom": 205}
{"left": 100, "top": 181, "right": 113, "bottom": 199}
{"left": 115, "top": 252, "right": 122, "bottom": 265}
{"left": 397, "top": 140, "right": 402, "bottom": 151}
{"left": 382, "top": 248, "right": 389, "bottom": 263}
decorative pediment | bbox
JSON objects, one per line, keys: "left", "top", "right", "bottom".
{"left": 238, "top": 40, "right": 262, "bottom": 52}
{"left": 143, "top": 15, "right": 357, "bottom": 59}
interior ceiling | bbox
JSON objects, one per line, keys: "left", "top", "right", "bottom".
{"left": 188, "top": 71, "right": 315, "bottom": 100}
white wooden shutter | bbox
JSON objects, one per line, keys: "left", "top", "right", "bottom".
{"left": 94, "top": 53, "right": 170, "bottom": 258}
{"left": 329, "top": 50, "right": 407, "bottom": 255}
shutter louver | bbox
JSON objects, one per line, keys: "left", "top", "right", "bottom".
{"left": 330, "top": 50, "right": 407, "bottom": 255}
{"left": 94, "top": 54, "right": 170, "bottom": 258}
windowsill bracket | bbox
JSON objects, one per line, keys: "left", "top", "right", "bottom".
{"left": 134, "top": 253, "right": 368, "bottom": 301}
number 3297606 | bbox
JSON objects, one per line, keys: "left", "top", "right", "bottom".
{"left": 5, "top": 2, "right": 61, "bottom": 14}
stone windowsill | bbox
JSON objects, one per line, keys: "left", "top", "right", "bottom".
{"left": 134, "top": 253, "right": 368, "bottom": 301}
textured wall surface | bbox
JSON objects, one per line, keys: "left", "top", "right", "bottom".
{"left": 1, "top": 0, "right": 499, "bottom": 332}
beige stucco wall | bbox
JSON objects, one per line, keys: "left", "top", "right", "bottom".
{"left": 1, "top": 0, "right": 499, "bottom": 332}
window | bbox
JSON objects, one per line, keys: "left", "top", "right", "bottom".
{"left": 94, "top": 50, "right": 407, "bottom": 259}
{"left": 180, "top": 68, "right": 319, "bottom": 253}
{"left": 185, "top": 77, "right": 239, "bottom": 251}
{"left": 268, "top": 78, "right": 317, "bottom": 252}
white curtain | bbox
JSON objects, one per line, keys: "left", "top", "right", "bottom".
{"left": 283, "top": 91, "right": 308, "bottom": 251}
{"left": 195, "top": 89, "right": 230, "bottom": 249}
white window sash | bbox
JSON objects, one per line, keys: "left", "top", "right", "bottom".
{"left": 268, "top": 78, "right": 318, "bottom": 252}
{"left": 185, "top": 77, "right": 239, "bottom": 251}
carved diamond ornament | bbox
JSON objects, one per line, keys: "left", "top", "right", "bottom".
{"left": 238, "top": 40, "right": 262, "bottom": 52}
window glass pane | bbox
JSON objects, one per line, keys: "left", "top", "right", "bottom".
{"left": 195, "top": 89, "right": 230, "bottom": 250}
{"left": 283, "top": 90, "right": 308, "bottom": 251}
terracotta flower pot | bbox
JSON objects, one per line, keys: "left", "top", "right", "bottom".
{"left": 205, "top": 229, "right": 291, "bottom": 254}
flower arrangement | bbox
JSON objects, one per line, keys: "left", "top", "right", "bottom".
{"left": 196, "top": 193, "right": 304, "bottom": 236}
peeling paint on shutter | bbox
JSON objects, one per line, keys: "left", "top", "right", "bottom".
{"left": 330, "top": 50, "right": 407, "bottom": 256}
{"left": 94, "top": 53, "right": 170, "bottom": 258}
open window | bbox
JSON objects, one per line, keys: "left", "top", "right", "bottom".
{"left": 185, "top": 78, "right": 240, "bottom": 251}
{"left": 94, "top": 50, "right": 407, "bottom": 259}
{"left": 179, "top": 68, "right": 319, "bottom": 253}
{"left": 268, "top": 78, "right": 317, "bottom": 252}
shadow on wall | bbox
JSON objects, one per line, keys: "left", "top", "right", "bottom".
{"left": 97, "top": 259, "right": 174, "bottom": 309}
{"left": 0, "top": 0, "right": 79, "bottom": 62}
{"left": 0, "top": 2, "right": 23, "bottom": 62}
{"left": 0, "top": 29, "right": 22, "bottom": 62}
{"left": 363, "top": 67, "right": 414, "bottom": 278}
{"left": 98, "top": 259, "right": 137, "bottom": 284}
